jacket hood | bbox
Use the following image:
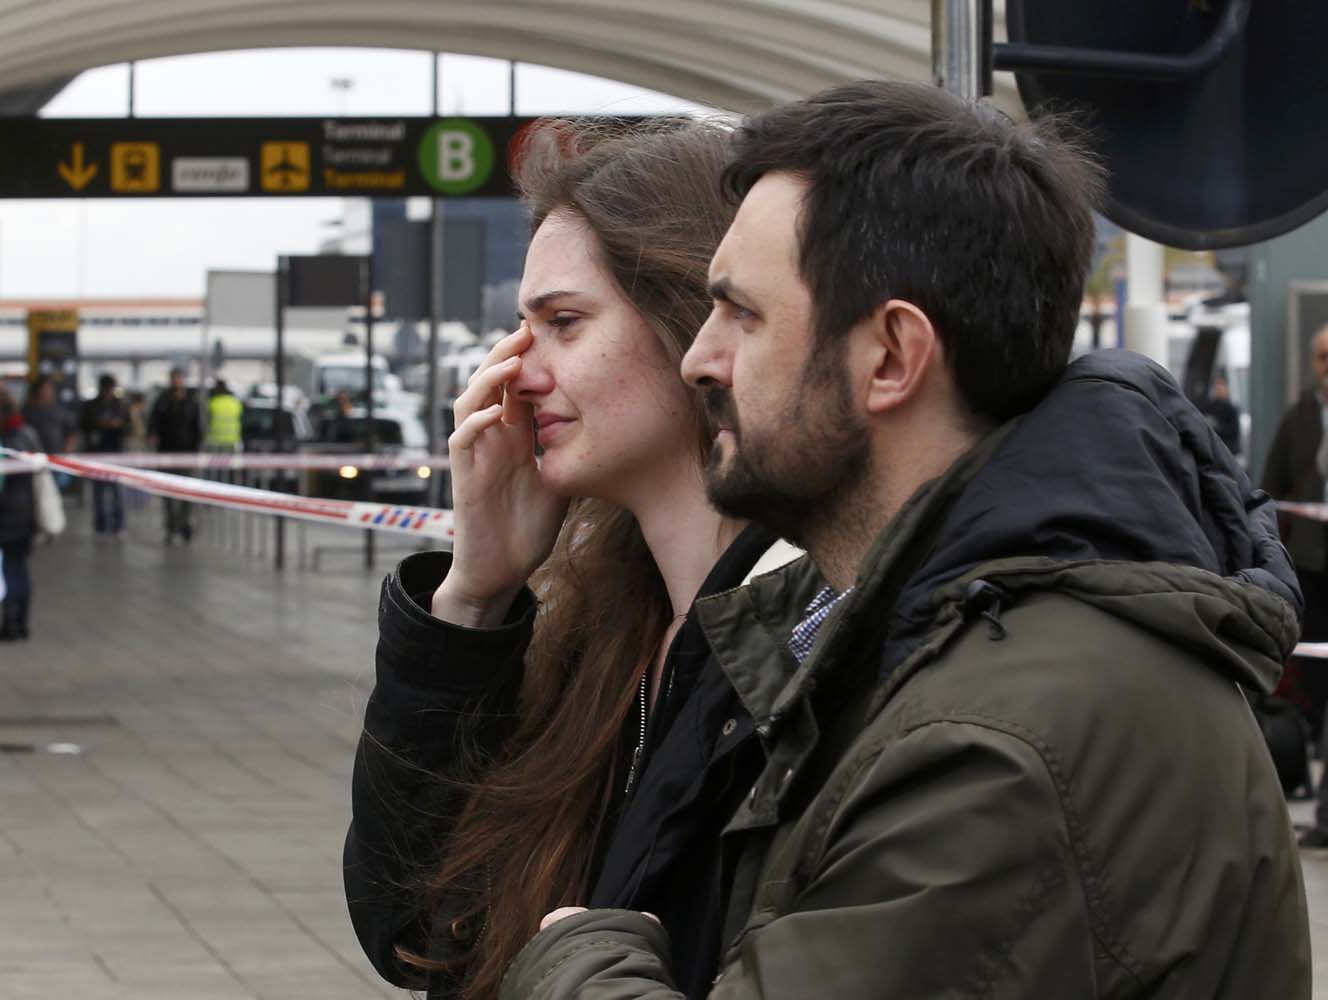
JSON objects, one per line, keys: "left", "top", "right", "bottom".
{"left": 881, "top": 350, "right": 1301, "bottom": 694}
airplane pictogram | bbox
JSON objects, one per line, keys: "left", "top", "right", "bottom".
{"left": 260, "top": 142, "right": 310, "bottom": 192}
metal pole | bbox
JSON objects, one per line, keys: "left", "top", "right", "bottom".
{"left": 274, "top": 257, "right": 287, "bottom": 570}
{"left": 509, "top": 60, "right": 517, "bottom": 115}
{"left": 127, "top": 61, "right": 136, "bottom": 117}
{"left": 432, "top": 51, "right": 440, "bottom": 118}
{"left": 427, "top": 207, "right": 443, "bottom": 509}
{"left": 363, "top": 256, "right": 376, "bottom": 571}
{"left": 932, "top": 0, "right": 989, "bottom": 100}
{"left": 426, "top": 54, "right": 443, "bottom": 509}
{"left": 199, "top": 277, "right": 210, "bottom": 443}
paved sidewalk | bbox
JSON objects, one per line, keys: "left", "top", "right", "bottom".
{"left": 3, "top": 504, "right": 1327, "bottom": 997}
{"left": 1, "top": 511, "right": 409, "bottom": 1000}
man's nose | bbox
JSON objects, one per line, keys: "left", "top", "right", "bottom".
{"left": 681, "top": 312, "right": 732, "bottom": 389}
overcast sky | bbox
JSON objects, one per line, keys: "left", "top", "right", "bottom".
{"left": 0, "top": 49, "right": 704, "bottom": 300}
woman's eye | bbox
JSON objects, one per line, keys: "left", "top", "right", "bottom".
{"left": 548, "top": 314, "right": 580, "bottom": 332}
{"left": 731, "top": 304, "right": 755, "bottom": 322}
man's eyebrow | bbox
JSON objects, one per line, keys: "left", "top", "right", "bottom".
{"left": 708, "top": 276, "right": 753, "bottom": 307}
{"left": 518, "top": 289, "right": 581, "bottom": 318}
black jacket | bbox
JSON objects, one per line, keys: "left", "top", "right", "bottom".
{"left": 1263, "top": 388, "right": 1323, "bottom": 503}
{"left": 0, "top": 424, "right": 41, "bottom": 545}
{"left": 343, "top": 524, "right": 782, "bottom": 999}
{"left": 148, "top": 390, "right": 201, "bottom": 452}
{"left": 79, "top": 394, "right": 128, "bottom": 453}
{"left": 1261, "top": 388, "right": 1328, "bottom": 572}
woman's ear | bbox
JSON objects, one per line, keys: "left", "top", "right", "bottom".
{"left": 862, "top": 299, "right": 940, "bottom": 416}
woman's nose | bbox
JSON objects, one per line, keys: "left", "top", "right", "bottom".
{"left": 509, "top": 337, "right": 556, "bottom": 399}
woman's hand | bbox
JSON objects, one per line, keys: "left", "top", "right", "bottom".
{"left": 433, "top": 324, "right": 569, "bottom": 627}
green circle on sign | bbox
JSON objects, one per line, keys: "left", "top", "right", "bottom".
{"left": 419, "top": 119, "right": 495, "bottom": 195}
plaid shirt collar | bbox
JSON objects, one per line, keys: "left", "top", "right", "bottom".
{"left": 787, "top": 585, "right": 853, "bottom": 665}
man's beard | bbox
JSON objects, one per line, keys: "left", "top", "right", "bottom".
{"left": 703, "top": 352, "right": 869, "bottom": 543}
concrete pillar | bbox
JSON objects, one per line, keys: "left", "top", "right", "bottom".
{"left": 1124, "top": 233, "right": 1169, "bottom": 365}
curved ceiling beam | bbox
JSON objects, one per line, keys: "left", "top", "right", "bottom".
{"left": 0, "top": 0, "right": 1021, "bottom": 116}
{"left": 0, "top": 77, "right": 77, "bottom": 115}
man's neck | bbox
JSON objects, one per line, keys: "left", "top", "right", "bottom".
{"left": 805, "top": 429, "right": 979, "bottom": 592}
{"left": 799, "top": 479, "right": 886, "bottom": 593}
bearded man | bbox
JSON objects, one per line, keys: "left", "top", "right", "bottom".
{"left": 504, "top": 81, "right": 1311, "bottom": 999}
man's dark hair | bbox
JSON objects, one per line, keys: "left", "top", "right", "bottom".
{"left": 723, "top": 80, "right": 1106, "bottom": 423}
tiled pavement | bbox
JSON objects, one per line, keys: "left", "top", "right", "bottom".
{"left": 3, "top": 502, "right": 1328, "bottom": 998}
{"left": 1, "top": 507, "right": 416, "bottom": 1000}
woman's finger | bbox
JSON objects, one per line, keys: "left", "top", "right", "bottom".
{"left": 448, "top": 403, "right": 505, "bottom": 451}
{"left": 466, "top": 323, "right": 533, "bottom": 388}
{"left": 455, "top": 356, "right": 522, "bottom": 424}
{"left": 501, "top": 383, "right": 531, "bottom": 427}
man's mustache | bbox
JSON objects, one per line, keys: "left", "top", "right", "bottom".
{"left": 703, "top": 388, "right": 738, "bottom": 432}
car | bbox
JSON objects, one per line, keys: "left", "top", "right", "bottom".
{"left": 310, "top": 405, "right": 433, "bottom": 505}
{"left": 240, "top": 396, "right": 313, "bottom": 452}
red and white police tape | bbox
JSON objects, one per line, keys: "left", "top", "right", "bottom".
{"left": 0, "top": 448, "right": 455, "bottom": 541}
{"left": 6, "top": 451, "right": 1328, "bottom": 655}
{"left": 1274, "top": 500, "right": 1328, "bottom": 524}
{"left": 0, "top": 451, "right": 450, "bottom": 475}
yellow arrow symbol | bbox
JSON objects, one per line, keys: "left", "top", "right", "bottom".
{"left": 58, "top": 142, "right": 98, "bottom": 191}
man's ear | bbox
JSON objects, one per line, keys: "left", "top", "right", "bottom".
{"left": 862, "top": 299, "right": 940, "bottom": 416}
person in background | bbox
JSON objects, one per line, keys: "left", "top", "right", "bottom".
{"left": 204, "top": 378, "right": 244, "bottom": 453}
{"left": 327, "top": 389, "right": 359, "bottom": 445}
{"left": 148, "top": 367, "right": 200, "bottom": 544}
{"left": 22, "top": 375, "right": 76, "bottom": 463}
{"left": 80, "top": 373, "right": 128, "bottom": 538}
{"left": 23, "top": 374, "right": 77, "bottom": 495}
{"left": 1264, "top": 328, "right": 1328, "bottom": 732}
{"left": 0, "top": 385, "right": 42, "bottom": 639}
{"left": 123, "top": 391, "right": 149, "bottom": 513}
{"left": 1199, "top": 371, "right": 1242, "bottom": 457}
{"left": 1264, "top": 324, "right": 1328, "bottom": 848}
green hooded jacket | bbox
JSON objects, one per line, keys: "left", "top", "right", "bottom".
{"left": 500, "top": 351, "right": 1311, "bottom": 999}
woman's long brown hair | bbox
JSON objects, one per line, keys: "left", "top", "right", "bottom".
{"left": 402, "top": 118, "right": 737, "bottom": 999}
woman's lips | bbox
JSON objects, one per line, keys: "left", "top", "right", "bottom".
{"left": 535, "top": 415, "right": 573, "bottom": 446}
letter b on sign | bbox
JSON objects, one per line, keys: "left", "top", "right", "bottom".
{"left": 439, "top": 132, "right": 474, "bottom": 181}
{"left": 419, "top": 120, "right": 494, "bottom": 195}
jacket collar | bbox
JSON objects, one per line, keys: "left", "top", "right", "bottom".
{"left": 696, "top": 423, "right": 1013, "bottom": 729}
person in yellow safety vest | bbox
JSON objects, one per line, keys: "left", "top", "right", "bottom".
{"left": 205, "top": 379, "right": 244, "bottom": 452}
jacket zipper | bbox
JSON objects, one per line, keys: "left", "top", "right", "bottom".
{"left": 624, "top": 662, "right": 676, "bottom": 797}
{"left": 624, "top": 672, "right": 648, "bottom": 794}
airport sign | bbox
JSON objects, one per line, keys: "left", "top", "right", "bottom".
{"left": 0, "top": 116, "right": 553, "bottom": 198}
